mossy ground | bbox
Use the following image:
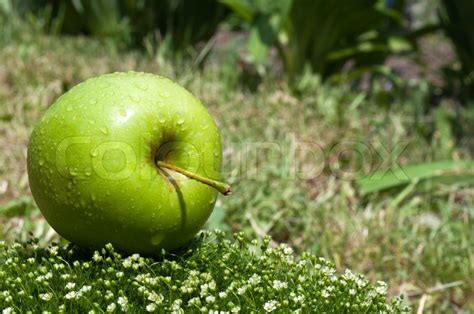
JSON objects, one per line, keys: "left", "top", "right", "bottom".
{"left": 0, "top": 231, "right": 408, "bottom": 312}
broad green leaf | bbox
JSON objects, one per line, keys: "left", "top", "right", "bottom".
{"left": 358, "top": 160, "right": 474, "bottom": 195}
{"left": 247, "top": 14, "right": 279, "bottom": 63}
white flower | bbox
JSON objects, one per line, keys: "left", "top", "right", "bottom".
{"left": 248, "top": 274, "right": 261, "bottom": 285}
{"left": 65, "top": 291, "right": 77, "bottom": 300}
{"left": 105, "top": 291, "right": 114, "bottom": 300}
{"left": 49, "top": 246, "right": 59, "bottom": 256}
{"left": 39, "top": 293, "right": 52, "bottom": 301}
{"left": 292, "top": 294, "right": 304, "bottom": 303}
{"left": 146, "top": 304, "right": 157, "bottom": 312}
{"left": 115, "top": 272, "right": 124, "bottom": 278}
{"left": 27, "top": 258, "right": 35, "bottom": 264}
{"left": 200, "top": 283, "right": 209, "bottom": 297}
{"left": 2, "top": 307, "right": 14, "bottom": 314}
{"left": 355, "top": 277, "right": 366, "bottom": 288}
{"left": 272, "top": 280, "right": 287, "bottom": 290}
{"left": 375, "top": 281, "right": 387, "bottom": 295}
{"left": 343, "top": 269, "right": 355, "bottom": 280}
{"left": 188, "top": 297, "right": 200, "bottom": 307}
{"left": 283, "top": 246, "right": 293, "bottom": 255}
{"left": 230, "top": 306, "right": 241, "bottom": 313}
{"left": 218, "top": 291, "right": 227, "bottom": 298}
{"left": 80, "top": 286, "right": 92, "bottom": 294}
{"left": 205, "top": 296, "right": 215, "bottom": 304}
{"left": 65, "top": 282, "right": 76, "bottom": 290}
{"left": 208, "top": 281, "right": 216, "bottom": 290}
{"left": 349, "top": 289, "right": 356, "bottom": 295}
{"left": 53, "top": 263, "right": 65, "bottom": 270}
{"left": 93, "top": 251, "right": 102, "bottom": 262}
{"left": 263, "top": 300, "right": 279, "bottom": 312}
{"left": 237, "top": 286, "right": 247, "bottom": 295}
{"left": 106, "top": 303, "right": 116, "bottom": 313}
{"left": 147, "top": 292, "right": 164, "bottom": 304}
{"left": 122, "top": 259, "right": 132, "bottom": 268}
{"left": 297, "top": 260, "right": 306, "bottom": 267}
{"left": 118, "top": 297, "right": 128, "bottom": 311}
{"left": 171, "top": 299, "right": 182, "bottom": 311}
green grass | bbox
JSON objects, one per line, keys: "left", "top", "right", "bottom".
{"left": 0, "top": 12, "right": 473, "bottom": 312}
{"left": 0, "top": 230, "right": 408, "bottom": 312}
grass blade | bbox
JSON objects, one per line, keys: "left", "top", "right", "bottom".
{"left": 358, "top": 160, "right": 474, "bottom": 195}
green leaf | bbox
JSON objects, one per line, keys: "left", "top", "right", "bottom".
{"left": 220, "top": 0, "right": 255, "bottom": 22}
{"left": 388, "top": 36, "right": 412, "bottom": 53}
{"left": 434, "top": 106, "right": 455, "bottom": 158}
{"left": 247, "top": 14, "right": 278, "bottom": 63}
{"left": 206, "top": 206, "right": 231, "bottom": 232}
{"left": 358, "top": 160, "right": 474, "bottom": 195}
{"left": 0, "top": 196, "right": 36, "bottom": 217}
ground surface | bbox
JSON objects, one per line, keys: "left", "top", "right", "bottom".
{"left": 0, "top": 15, "right": 473, "bottom": 312}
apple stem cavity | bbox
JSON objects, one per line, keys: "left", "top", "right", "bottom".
{"left": 156, "top": 160, "right": 231, "bottom": 196}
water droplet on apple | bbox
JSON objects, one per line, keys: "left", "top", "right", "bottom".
{"left": 39, "top": 158, "right": 45, "bottom": 166}
{"left": 90, "top": 150, "right": 98, "bottom": 157}
{"left": 159, "top": 117, "right": 166, "bottom": 124}
{"left": 177, "top": 118, "right": 185, "bottom": 125}
{"left": 100, "top": 127, "right": 109, "bottom": 135}
{"left": 134, "top": 81, "right": 148, "bottom": 91}
{"left": 97, "top": 81, "right": 111, "bottom": 89}
{"left": 66, "top": 106, "right": 73, "bottom": 112}
{"left": 89, "top": 99, "right": 97, "bottom": 105}
{"left": 150, "top": 233, "right": 165, "bottom": 246}
{"left": 128, "top": 94, "right": 140, "bottom": 102}
{"left": 70, "top": 169, "right": 78, "bottom": 177}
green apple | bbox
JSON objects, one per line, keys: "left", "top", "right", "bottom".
{"left": 27, "top": 72, "right": 230, "bottom": 254}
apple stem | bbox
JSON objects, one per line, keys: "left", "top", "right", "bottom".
{"left": 156, "top": 160, "right": 231, "bottom": 196}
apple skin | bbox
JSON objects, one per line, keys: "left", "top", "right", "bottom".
{"left": 27, "top": 72, "right": 223, "bottom": 254}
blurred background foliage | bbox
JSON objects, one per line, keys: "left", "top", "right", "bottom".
{"left": 0, "top": 0, "right": 473, "bottom": 311}
{"left": 1, "top": 0, "right": 474, "bottom": 96}
{"left": 1, "top": 0, "right": 473, "bottom": 94}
